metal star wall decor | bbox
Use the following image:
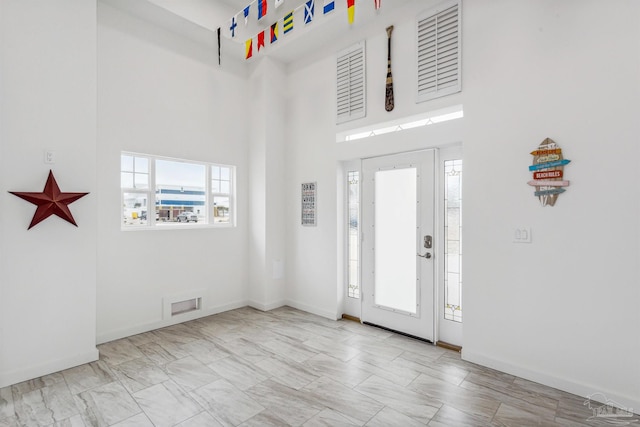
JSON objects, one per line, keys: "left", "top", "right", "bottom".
{"left": 9, "top": 170, "right": 89, "bottom": 229}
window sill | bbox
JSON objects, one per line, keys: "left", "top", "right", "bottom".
{"left": 121, "top": 222, "right": 235, "bottom": 231}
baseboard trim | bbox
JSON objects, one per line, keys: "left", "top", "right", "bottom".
{"left": 0, "top": 348, "right": 99, "bottom": 389}
{"left": 436, "top": 341, "right": 462, "bottom": 352}
{"left": 96, "top": 299, "right": 249, "bottom": 344}
{"left": 284, "top": 299, "right": 339, "bottom": 320}
{"left": 248, "top": 300, "right": 286, "bottom": 312}
{"left": 97, "top": 299, "right": 336, "bottom": 344}
{"left": 463, "top": 349, "right": 640, "bottom": 413}
{"left": 341, "top": 314, "right": 361, "bottom": 323}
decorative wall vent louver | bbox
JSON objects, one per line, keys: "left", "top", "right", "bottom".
{"left": 336, "top": 41, "right": 366, "bottom": 124}
{"left": 417, "top": 0, "right": 461, "bottom": 103}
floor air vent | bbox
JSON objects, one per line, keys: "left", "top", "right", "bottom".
{"left": 163, "top": 290, "right": 205, "bottom": 319}
{"left": 171, "top": 297, "right": 201, "bottom": 316}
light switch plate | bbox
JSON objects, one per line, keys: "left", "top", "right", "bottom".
{"left": 514, "top": 227, "right": 532, "bottom": 243}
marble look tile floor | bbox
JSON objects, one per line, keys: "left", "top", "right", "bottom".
{"left": 0, "top": 307, "right": 636, "bottom": 426}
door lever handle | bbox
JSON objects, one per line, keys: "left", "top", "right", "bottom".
{"left": 417, "top": 252, "right": 432, "bottom": 259}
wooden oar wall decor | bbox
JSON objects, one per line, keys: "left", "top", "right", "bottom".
{"left": 528, "top": 138, "right": 571, "bottom": 206}
{"left": 385, "top": 25, "right": 394, "bottom": 112}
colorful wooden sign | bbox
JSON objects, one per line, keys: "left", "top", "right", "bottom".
{"left": 527, "top": 180, "right": 570, "bottom": 187}
{"left": 533, "top": 170, "right": 563, "bottom": 180}
{"left": 528, "top": 159, "right": 571, "bottom": 171}
{"left": 534, "top": 188, "right": 566, "bottom": 197}
{"left": 536, "top": 154, "right": 560, "bottom": 162}
{"left": 530, "top": 148, "right": 562, "bottom": 156}
{"left": 529, "top": 138, "right": 570, "bottom": 206}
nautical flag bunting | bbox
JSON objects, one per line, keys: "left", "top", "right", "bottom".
{"left": 230, "top": 15, "right": 238, "bottom": 37}
{"left": 245, "top": 38, "right": 253, "bottom": 59}
{"left": 270, "top": 22, "right": 279, "bottom": 43}
{"left": 257, "top": 31, "right": 265, "bottom": 51}
{"left": 347, "top": 0, "right": 354, "bottom": 24}
{"left": 374, "top": 0, "right": 381, "bottom": 10}
{"left": 243, "top": 5, "right": 250, "bottom": 25}
{"left": 323, "top": 0, "right": 335, "bottom": 14}
{"left": 275, "top": 0, "right": 285, "bottom": 8}
{"left": 257, "top": 0, "right": 268, "bottom": 20}
{"left": 284, "top": 11, "right": 294, "bottom": 34}
{"left": 304, "top": 0, "right": 315, "bottom": 24}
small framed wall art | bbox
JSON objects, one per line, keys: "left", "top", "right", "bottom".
{"left": 301, "top": 182, "right": 317, "bottom": 226}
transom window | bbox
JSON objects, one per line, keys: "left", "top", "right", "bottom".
{"left": 121, "top": 152, "right": 235, "bottom": 228}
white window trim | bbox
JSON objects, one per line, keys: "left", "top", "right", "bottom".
{"left": 121, "top": 152, "right": 236, "bottom": 230}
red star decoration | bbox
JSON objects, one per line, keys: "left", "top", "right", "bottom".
{"left": 9, "top": 170, "right": 89, "bottom": 230}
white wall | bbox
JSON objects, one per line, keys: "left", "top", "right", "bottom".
{"left": 284, "top": 0, "right": 462, "bottom": 320}
{"left": 1, "top": 0, "right": 637, "bottom": 409}
{"left": 96, "top": 3, "right": 250, "bottom": 342}
{"left": 247, "top": 58, "right": 287, "bottom": 311}
{"left": 284, "top": 0, "right": 639, "bottom": 411}
{"left": 284, "top": 55, "right": 341, "bottom": 319}
{"left": 0, "top": 0, "right": 98, "bottom": 387}
{"left": 239, "top": 8, "right": 441, "bottom": 317}
{"left": 462, "top": 0, "right": 640, "bottom": 410}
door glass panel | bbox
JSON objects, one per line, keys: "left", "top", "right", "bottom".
{"left": 348, "top": 171, "right": 360, "bottom": 299}
{"left": 444, "top": 159, "right": 463, "bottom": 322}
{"left": 374, "top": 168, "right": 417, "bottom": 314}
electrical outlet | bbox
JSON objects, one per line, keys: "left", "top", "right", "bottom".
{"left": 44, "top": 150, "right": 56, "bottom": 164}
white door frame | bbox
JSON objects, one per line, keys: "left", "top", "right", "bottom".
{"left": 341, "top": 146, "right": 463, "bottom": 348}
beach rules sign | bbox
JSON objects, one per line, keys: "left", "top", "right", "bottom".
{"left": 528, "top": 138, "right": 570, "bottom": 206}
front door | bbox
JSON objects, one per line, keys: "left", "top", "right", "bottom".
{"left": 361, "top": 150, "right": 435, "bottom": 341}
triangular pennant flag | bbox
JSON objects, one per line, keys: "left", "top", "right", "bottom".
{"left": 245, "top": 38, "right": 253, "bottom": 59}
{"left": 347, "top": 0, "right": 354, "bottom": 24}
{"left": 257, "top": 31, "right": 265, "bottom": 51}
{"left": 270, "top": 22, "right": 279, "bottom": 43}
{"left": 243, "top": 5, "right": 250, "bottom": 25}
{"left": 284, "top": 11, "right": 294, "bottom": 34}
{"left": 230, "top": 15, "right": 238, "bottom": 37}
{"left": 323, "top": 0, "right": 335, "bottom": 14}
{"left": 257, "top": 0, "right": 268, "bottom": 20}
{"left": 374, "top": 0, "right": 381, "bottom": 10}
{"left": 304, "top": 0, "right": 315, "bottom": 24}
{"left": 275, "top": 0, "right": 285, "bottom": 8}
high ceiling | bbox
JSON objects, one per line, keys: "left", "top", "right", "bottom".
{"left": 102, "top": 0, "right": 425, "bottom": 65}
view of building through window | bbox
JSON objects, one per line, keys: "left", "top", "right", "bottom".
{"left": 121, "top": 153, "right": 234, "bottom": 228}
{"left": 156, "top": 159, "right": 206, "bottom": 223}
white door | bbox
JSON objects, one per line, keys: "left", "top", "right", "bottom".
{"left": 361, "top": 150, "right": 435, "bottom": 341}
